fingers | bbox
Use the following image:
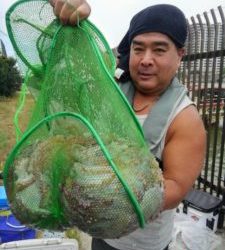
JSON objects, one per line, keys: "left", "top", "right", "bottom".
{"left": 69, "top": 10, "right": 79, "bottom": 25}
{"left": 50, "top": 0, "right": 91, "bottom": 25}
{"left": 52, "top": 0, "right": 65, "bottom": 17}
{"left": 77, "top": 4, "right": 91, "bottom": 21}
{"left": 49, "top": 0, "right": 56, "bottom": 7}
{"left": 60, "top": 0, "right": 77, "bottom": 24}
{"left": 69, "top": 4, "right": 91, "bottom": 25}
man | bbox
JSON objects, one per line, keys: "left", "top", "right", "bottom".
{"left": 50, "top": 1, "right": 206, "bottom": 249}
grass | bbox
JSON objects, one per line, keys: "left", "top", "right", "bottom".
{"left": 0, "top": 92, "right": 34, "bottom": 170}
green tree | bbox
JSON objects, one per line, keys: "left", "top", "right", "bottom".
{"left": 0, "top": 56, "right": 22, "bottom": 97}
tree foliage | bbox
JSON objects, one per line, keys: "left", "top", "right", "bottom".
{"left": 0, "top": 56, "right": 22, "bottom": 97}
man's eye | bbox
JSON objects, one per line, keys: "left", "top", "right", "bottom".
{"left": 134, "top": 47, "right": 143, "bottom": 52}
{"left": 154, "top": 48, "right": 166, "bottom": 53}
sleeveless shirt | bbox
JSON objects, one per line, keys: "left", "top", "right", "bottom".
{"left": 105, "top": 78, "right": 193, "bottom": 250}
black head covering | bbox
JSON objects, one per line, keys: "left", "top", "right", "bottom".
{"left": 117, "top": 4, "right": 188, "bottom": 81}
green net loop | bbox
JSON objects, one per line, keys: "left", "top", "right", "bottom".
{"left": 5, "top": 112, "right": 146, "bottom": 228}
{"left": 4, "top": 0, "right": 164, "bottom": 238}
{"left": 14, "top": 81, "right": 28, "bottom": 142}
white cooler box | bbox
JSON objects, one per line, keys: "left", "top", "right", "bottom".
{"left": 177, "top": 189, "right": 223, "bottom": 232}
{"left": 0, "top": 238, "right": 78, "bottom": 250}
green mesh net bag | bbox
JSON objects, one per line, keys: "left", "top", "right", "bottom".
{"left": 4, "top": 0, "right": 164, "bottom": 238}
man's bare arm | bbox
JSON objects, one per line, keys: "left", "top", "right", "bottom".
{"left": 162, "top": 105, "right": 206, "bottom": 210}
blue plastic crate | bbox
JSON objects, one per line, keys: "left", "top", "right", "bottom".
{"left": 0, "top": 214, "right": 36, "bottom": 243}
{"left": 0, "top": 186, "right": 9, "bottom": 210}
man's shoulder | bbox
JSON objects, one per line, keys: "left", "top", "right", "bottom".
{"left": 169, "top": 104, "right": 205, "bottom": 136}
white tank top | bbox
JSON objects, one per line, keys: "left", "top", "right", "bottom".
{"left": 105, "top": 96, "right": 193, "bottom": 250}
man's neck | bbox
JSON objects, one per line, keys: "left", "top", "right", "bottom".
{"left": 132, "top": 90, "right": 159, "bottom": 114}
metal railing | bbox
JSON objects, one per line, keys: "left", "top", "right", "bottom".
{"left": 177, "top": 6, "right": 225, "bottom": 204}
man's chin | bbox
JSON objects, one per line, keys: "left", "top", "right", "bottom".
{"left": 135, "top": 81, "right": 156, "bottom": 92}
{"left": 135, "top": 85, "right": 156, "bottom": 95}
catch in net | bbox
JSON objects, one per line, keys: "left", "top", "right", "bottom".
{"left": 4, "top": 0, "right": 164, "bottom": 239}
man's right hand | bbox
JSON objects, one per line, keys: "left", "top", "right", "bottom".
{"left": 49, "top": 0, "right": 91, "bottom": 25}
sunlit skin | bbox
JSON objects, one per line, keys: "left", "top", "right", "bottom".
{"left": 129, "top": 32, "right": 185, "bottom": 97}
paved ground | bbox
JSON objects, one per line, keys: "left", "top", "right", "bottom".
{"left": 215, "top": 228, "right": 225, "bottom": 250}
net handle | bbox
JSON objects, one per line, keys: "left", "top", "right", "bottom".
{"left": 5, "top": 0, "right": 50, "bottom": 75}
{"left": 6, "top": 0, "right": 144, "bottom": 141}
{"left": 4, "top": 111, "right": 145, "bottom": 228}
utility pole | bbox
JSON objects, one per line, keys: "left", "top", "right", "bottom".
{"left": 0, "top": 29, "right": 8, "bottom": 56}
{"left": 0, "top": 39, "right": 7, "bottom": 57}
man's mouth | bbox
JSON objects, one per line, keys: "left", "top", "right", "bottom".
{"left": 138, "top": 72, "right": 155, "bottom": 79}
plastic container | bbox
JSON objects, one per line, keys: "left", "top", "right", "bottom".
{"left": 183, "top": 189, "right": 223, "bottom": 213}
{"left": 0, "top": 186, "right": 9, "bottom": 210}
{"left": 0, "top": 238, "right": 79, "bottom": 250}
{"left": 0, "top": 214, "right": 36, "bottom": 243}
{"left": 178, "top": 189, "right": 223, "bottom": 232}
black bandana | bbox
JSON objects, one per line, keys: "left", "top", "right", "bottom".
{"left": 117, "top": 4, "right": 187, "bottom": 77}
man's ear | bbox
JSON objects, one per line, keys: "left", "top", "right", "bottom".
{"left": 177, "top": 48, "right": 185, "bottom": 68}
{"left": 178, "top": 47, "right": 186, "bottom": 58}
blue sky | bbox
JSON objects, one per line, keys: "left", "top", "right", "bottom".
{"left": 1, "top": 0, "right": 225, "bottom": 49}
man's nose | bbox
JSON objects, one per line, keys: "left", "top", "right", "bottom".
{"left": 141, "top": 51, "right": 154, "bottom": 66}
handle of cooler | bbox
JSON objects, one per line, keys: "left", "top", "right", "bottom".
{"left": 6, "top": 215, "right": 26, "bottom": 229}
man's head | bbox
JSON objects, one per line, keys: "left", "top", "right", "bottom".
{"left": 117, "top": 4, "right": 188, "bottom": 90}
{"left": 129, "top": 32, "right": 185, "bottom": 95}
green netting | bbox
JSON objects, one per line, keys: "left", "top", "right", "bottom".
{"left": 4, "top": 0, "right": 164, "bottom": 238}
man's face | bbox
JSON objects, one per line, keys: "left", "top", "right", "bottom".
{"left": 129, "top": 32, "right": 185, "bottom": 95}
